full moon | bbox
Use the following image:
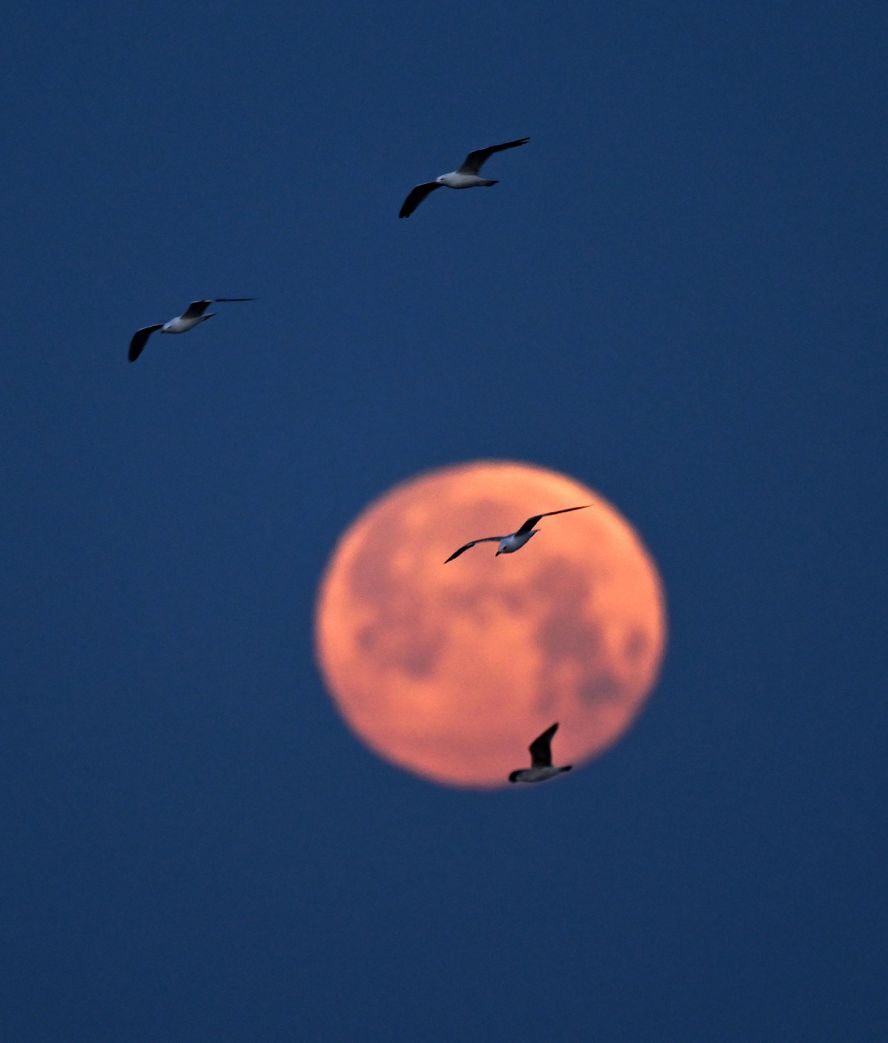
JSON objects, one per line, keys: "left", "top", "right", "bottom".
{"left": 314, "top": 461, "right": 666, "bottom": 788}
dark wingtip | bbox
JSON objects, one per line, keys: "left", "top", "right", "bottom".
{"left": 128, "top": 339, "right": 144, "bottom": 363}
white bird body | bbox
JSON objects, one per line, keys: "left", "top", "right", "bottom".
{"left": 437, "top": 172, "right": 496, "bottom": 189}
{"left": 495, "top": 530, "right": 539, "bottom": 555}
{"left": 161, "top": 313, "right": 214, "bottom": 334}
{"left": 509, "top": 765, "right": 570, "bottom": 784}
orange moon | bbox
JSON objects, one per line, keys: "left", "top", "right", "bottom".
{"left": 314, "top": 461, "right": 666, "bottom": 788}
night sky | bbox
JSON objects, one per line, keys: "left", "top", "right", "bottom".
{"left": 3, "top": 2, "right": 886, "bottom": 1040}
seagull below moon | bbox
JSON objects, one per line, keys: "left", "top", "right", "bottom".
{"left": 508, "top": 722, "right": 572, "bottom": 784}
{"left": 444, "top": 505, "right": 591, "bottom": 562}
{"left": 399, "top": 137, "right": 530, "bottom": 218}
{"left": 128, "top": 298, "right": 255, "bottom": 363}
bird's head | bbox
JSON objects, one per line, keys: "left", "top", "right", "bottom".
{"left": 508, "top": 771, "right": 520, "bottom": 783}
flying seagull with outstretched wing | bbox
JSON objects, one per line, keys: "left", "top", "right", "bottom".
{"left": 128, "top": 298, "right": 254, "bottom": 362}
{"left": 444, "top": 504, "right": 590, "bottom": 562}
{"left": 399, "top": 137, "right": 529, "bottom": 218}
{"left": 509, "top": 722, "right": 573, "bottom": 784}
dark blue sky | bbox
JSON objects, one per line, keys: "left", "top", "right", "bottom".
{"left": 3, "top": 2, "right": 885, "bottom": 1039}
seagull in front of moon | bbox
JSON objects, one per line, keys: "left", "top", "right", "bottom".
{"left": 398, "top": 137, "right": 530, "bottom": 219}
{"left": 443, "top": 505, "right": 591, "bottom": 563}
{"left": 509, "top": 722, "right": 572, "bottom": 784}
{"left": 128, "top": 298, "right": 255, "bottom": 363}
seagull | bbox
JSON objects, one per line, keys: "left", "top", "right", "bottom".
{"left": 399, "top": 137, "right": 530, "bottom": 218}
{"left": 128, "top": 298, "right": 255, "bottom": 363}
{"left": 509, "top": 723, "right": 572, "bottom": 784}
{"left": 443, "top": 505, "right": 590, "bottom": 563}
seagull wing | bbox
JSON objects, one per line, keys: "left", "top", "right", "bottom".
{"left": 443, "top": 536, "right": 504, "bottom": 563}
{"left": 128, "top": 324, "right": 162, "bottom": 363}
{"left": 529, "top": 722, "right": 559, "bottom": 767}
{"left": 181, "top": 300, "right": 214, "bottom": 319}
{"left": 399, "top": 181, "right": 443, "bottom": 218}
{"left": 514, "top": 504, "right": 591, "bottom": 537}
{"left": 457, "top": 137, "right": 530, "bottom": 175}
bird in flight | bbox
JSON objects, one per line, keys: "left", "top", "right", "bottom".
{"left": 508, "top": 723, "right": 572, "bottom": 784}
{"left": 443, "top": 505, "right": 590, "bottom": 562}
{"left": 128, "top": 298, "right": 255, "bottom": 363}
{"left": 399, "top": 137, "right": 530, "bottom": 219}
